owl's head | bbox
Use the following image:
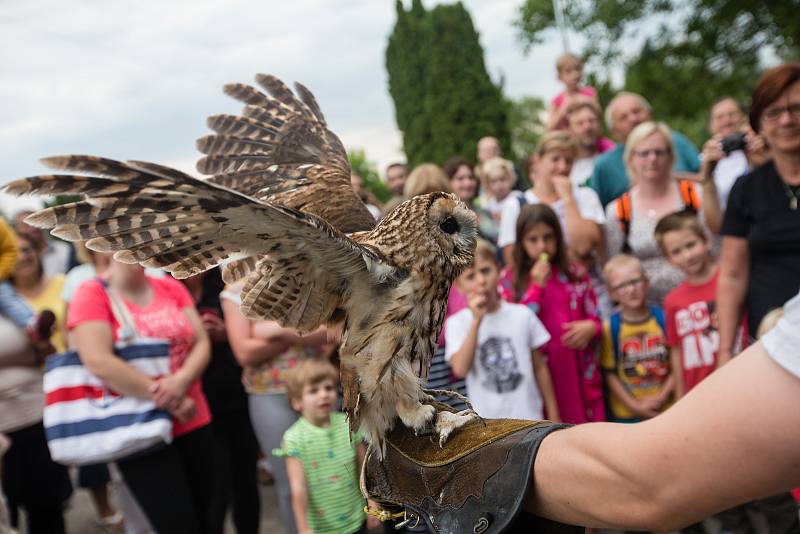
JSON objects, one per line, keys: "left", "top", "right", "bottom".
{"left": 422, "top": 192, "right": 478, "bottom": 270}
{"left": 373, "top": 192, "right": 477, "bottom": 273}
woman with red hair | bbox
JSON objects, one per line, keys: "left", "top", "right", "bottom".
{"left": 717, "top": 63, "right": 800, "bottom": 363}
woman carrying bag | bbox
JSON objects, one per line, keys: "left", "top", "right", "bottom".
{"left": 68, "top": 259, "right": 222, "bottom": 533}
{"left": 0, "top": 313, "right": 72, "bottom": 534}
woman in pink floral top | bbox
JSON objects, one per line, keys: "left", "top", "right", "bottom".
{"left": 499, "top": 204, "right": 605, "bottom": 423}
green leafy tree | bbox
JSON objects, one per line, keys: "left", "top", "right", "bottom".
{"left": 514, "top": 1, "right": 800, "bottom": 145}
{"left": 507, "top": 95, "right": 546, "bottom": 164}
{"left": 348, "top": 148, "right": 392, "bottom": 203}
{"left": 386, "top": 0, "right": 510, "bottom": 167}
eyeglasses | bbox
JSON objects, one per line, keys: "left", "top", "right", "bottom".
{"left": 611, "top": 277, "right": 645, "bottom": 292}
{"left": 633, "top": 148, "right": 670, "bottom": 159}
{"left": 762, "top": 103, "right": 800, "bottom": 123}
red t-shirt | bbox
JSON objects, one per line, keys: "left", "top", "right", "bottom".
{"left": 67, "top": 276, "right": 211, "bottom": 437}
{"left": 664, "top": 269, "right": 747, "bottom": 393}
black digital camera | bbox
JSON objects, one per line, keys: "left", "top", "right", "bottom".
{"left": 721, "top": 132, "right": 747, "bottom": 155}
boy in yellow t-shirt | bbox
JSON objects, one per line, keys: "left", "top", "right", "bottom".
{"left": 600, "top": 254, "right": 674, "bottom": 422}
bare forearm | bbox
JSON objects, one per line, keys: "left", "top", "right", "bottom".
{"left": 291, "top": 490, "right": 311, "bottom": 533}
{"left": 546, "top": 105, "right": 564, "bottom": 130}
{"left": 717, "top": 287, "right": 745, "bottom": 353}
{"left": 174, "top": 336, "right": 210, "bottom": 387}
{"left": 449, "top": 319, "right": 481, "bottom": 378}
{"left": 605, "top": 374, "right": 639, "bottom": 413}
{"left": 562, "top": 201, "right": 598, "bottom": 256}
{"left": 74, "top": 323, "right": 154, "bottom": 399}
{"left": 670, "top": 348, "right": 684, "bottom": 399}
{"left": 223, "top": 300, "right": 289, "bottom": 366}
{"left": 287, "top": 457, "right": 312, "bottom": 533}
{"left": 86, "top": 354, "right": 154, "bottom": 399}
{"left": 700, "top": 180, "right": 723, "bottom": 235}
{"left": 658, "top": 373, "right": 675, "bottom": 403}
{"left": 717, "top": 261, "right": 748, "bottom": 354}
{"left": 534, "top": 357, "right": 560, "bottom": 422}
{"left": 294, "top": 326, "right": 328, "bottom": 347}
{"left": 528, "top": 342, "right": 800, "bottom": 530}
{"left": 503, "top": 245, "right": 514, "bottom": 269}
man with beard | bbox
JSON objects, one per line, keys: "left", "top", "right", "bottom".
{"left": 589, "top": 92, "right": 700, "bottom": 207}
{"left": 564, "top": 100, "right": 615, "bottom": 188}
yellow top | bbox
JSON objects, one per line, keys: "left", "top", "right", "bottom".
{"left": 24, "top": 274, "right": 67, "bottom": 353}
{"left": 600, "top": 315, "right": 672, "bottom": 420}
{"left": 0, "top": 219, "right": 18, "bottom": 281}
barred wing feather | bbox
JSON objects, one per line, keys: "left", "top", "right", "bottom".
{"left": 4, "top": 155, "right": 386, "bottom": 332}
{"left": 197, "top": 74, "right": 375, "bottom": 234}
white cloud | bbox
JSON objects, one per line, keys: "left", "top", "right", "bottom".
{"left": 1, "top": 0, "right": 574, "bottom": 189}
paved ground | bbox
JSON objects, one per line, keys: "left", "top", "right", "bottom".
{"left": 62, "top": 480, "right": 285, "bottom": 534}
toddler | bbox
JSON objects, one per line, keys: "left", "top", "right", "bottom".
{"left": 277, "top": 359, "right": 378, "bottom": 534}
{"left": 547, "top": 52, "right": 599, "bottom": 130}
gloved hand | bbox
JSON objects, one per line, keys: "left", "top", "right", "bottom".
{"left": 361, "top": 404, "right": 580, "bottom": 534}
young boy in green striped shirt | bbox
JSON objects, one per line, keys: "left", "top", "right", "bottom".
{"left": 279, "top": 359, "right": 380, "bottom": 534}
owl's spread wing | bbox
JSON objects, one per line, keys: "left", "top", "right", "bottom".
{"left": 4, "top": 155, "right": 387, "bottom": 332}
{"left": 197, "top": 74, "right": 375, "bottom": 234}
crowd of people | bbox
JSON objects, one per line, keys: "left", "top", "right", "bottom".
{"left": 0, "top": 55, "right": 797, "bottom": 534}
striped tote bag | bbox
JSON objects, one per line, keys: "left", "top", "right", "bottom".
{"left": 43, "top": 282, "right": 173, "bottom": 466}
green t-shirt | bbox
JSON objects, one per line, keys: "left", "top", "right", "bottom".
{"left": 277, "top": 412, "right": 365, "bottom": 534}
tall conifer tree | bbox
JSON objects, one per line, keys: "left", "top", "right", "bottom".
{"left": 386, "top": 1, "right": 510, "bottom": 167}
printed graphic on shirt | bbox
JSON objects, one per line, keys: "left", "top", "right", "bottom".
{"left": 619, "top": 331, "right": 670, "bottom": 388}
{"left": 478, "top": 336, "right": 522, "bottom": 393}
{"left": 675, "top": 300, "right": 719, "bottom": 370}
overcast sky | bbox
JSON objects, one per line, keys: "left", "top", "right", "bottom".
{"left": 1, "top": 0, "right": 583, "bottom": 213}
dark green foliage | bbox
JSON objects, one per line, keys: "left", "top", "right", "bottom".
{"left": 348, "top": 148, "right": 392, "bottom": 203}
{"left": 386, "top": 1, "right": 510, "bottom": 167}
{"left": 507, "top": 95, "right": 546, "bottom": 164}
{"left": 514, "top": 0, "right": 800, "bottom": 146}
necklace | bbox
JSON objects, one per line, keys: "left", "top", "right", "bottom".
{"left": 783, "top": 181, "right": 800, "bottom": 210}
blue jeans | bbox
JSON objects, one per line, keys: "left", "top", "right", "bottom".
{"left": 0, "top": 281, "right": 34, "bottom": 328}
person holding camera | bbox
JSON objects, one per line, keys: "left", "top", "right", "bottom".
{"left": 698, "top": 96, "right": 768, "bottom": 233}
{"left": 717, "top": 62, "right": 800, "bottom": 367}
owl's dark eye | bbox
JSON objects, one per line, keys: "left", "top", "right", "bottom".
{"left": 439, "top": 216, "right": 460, "bottom": 235}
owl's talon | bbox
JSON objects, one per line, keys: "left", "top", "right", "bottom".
{"left": 435, "top": 409, "right": 480, "bottom": 447}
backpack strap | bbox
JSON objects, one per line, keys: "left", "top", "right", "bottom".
{"left": 609, "top": 311, "right": 622, "bottom": 366}
{"left": 649, "top": 306, "right": 666, "bottom": 334}
{"left": 615, "top": 192, "right": 633, "bottom": 253}
{"left": 678, "top": 180, "right": 700, "bottom": 214}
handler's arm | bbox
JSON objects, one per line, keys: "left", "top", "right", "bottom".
{"left": 526, "top": 341, "right": 800, "bottom": 531}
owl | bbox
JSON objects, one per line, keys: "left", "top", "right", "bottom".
{"left": 5, "top": 74, "right": 479, "bottom": 453}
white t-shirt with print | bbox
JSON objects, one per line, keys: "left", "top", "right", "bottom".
{"left": 444, "top": 301, "right": 551, "bottom": 420}
{"left": 497, "top": 186, "right": 606, "bottom": 249}
{"left": 484, "top": 190, "right": 523, "bottom": 219}
{"left": 570, "top": 155, "right": 600, "bottom": 188}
